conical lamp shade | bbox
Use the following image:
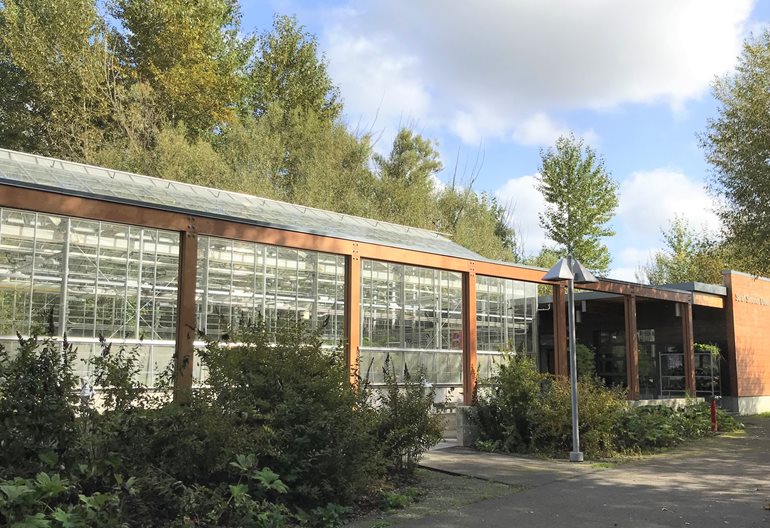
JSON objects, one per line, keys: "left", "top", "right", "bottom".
{"left": 543, "top": 258, "right": 573, "bottom": 282}
{"left": 571, "top": 259, "right": 598, "bottom": 284}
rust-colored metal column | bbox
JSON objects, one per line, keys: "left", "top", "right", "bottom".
{"left": 462, "top": 267, "right": 478, "bottom": 405}
{"left": 681, "top": 301, "right": 696, "bottom": 396}
{"left": 624, "top": 294, "right": 639, "bottom": 400}
{"left": 552, "top": 284, "right": 568, "bottom": 376}
{"left": 344, "top": 245, "right": 362, "bottom": 385}
{"left": 173, "top": 218, "right": 199, "bottom": 403}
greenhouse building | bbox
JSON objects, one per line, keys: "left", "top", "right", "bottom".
{"left": 0, "top": 147, "right": 768, "bottom": 414}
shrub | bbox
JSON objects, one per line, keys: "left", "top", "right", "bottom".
{"left": 472, "top": 353, "right": 740, "bottom": 458}
{"left": 471, "top": 353, "right": 544, "bottom": 453}
{"left": 0, "top": 335, "right": 78, "bottom": 477}
{"left": 0, "top": 323, "right": 452, "bottom": 525}
{"left": 375, "top": 357, "right": 443, "bottom": 476}
{"left": 576, "top": 343, "right": 597, "bottom": 378}
{"left": 529, "top": 376, "right": 627, "bottom": 457}
{"left": 197, "top": 321, "right": 383, "bottom": 508}
{"left": 618, "top": 403, "right": 742, "bottom": 452}
{"left": 86, "top": 336, "right": 152, "bottom": 411}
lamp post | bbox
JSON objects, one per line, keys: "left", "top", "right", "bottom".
{"left": 543, "top": 255, "right": 599, "bottom": 462}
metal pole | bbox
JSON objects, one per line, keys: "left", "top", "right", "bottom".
{"left": 567, "top": 255, "right": 583, "bottom": 462}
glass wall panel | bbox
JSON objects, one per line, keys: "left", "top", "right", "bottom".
{"left": 360, "top": 259, "right": 463, "bottom": 386}
{"left": 0, "top": 207, "right": 180, "bottom": 386}
{"left": 476, "top": 276, "right": 539, "bottom": 381}
{"left": 194, "top": 236, "right": 346, "bottom": 345}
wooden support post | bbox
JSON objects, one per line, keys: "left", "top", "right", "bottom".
{"left": 552, "top": 284, "right": 568, "bottom": 376}
{"left": 173, "top": 219, "right": 198, "bottom": 403}
{"left": 624, "top": 294, "right": 639, "bottom": 400}
{"left": 462, "top": 268, "right": 478, "bottom": 405}
{"left": 682, "top": 301, "right": 696, "bottom": 397}
{"left": 344, "top": 246, "right": 362, "bottom": 385}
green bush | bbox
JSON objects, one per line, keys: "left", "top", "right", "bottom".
{"left": 618, "top": 403, "right": 742, "bottom": 452}
{"left": 473, "top": 352, "right": 742, "bottom": 458}
{"left": 0, "top": 322, "right": 443, "bottom": 526}
{"left": 529, "top": 376, "right": 627, "bottom": 457}
{"left": 0, "top": 335, "right": 78, "bottom": 478}
{"left": 471, "top": 353, "right": 544, "bottom": 453}
{"left": 376, "top": 357, "right": 443, "bottom": 475}
{"left": 576, "top": 343, "right": 597, "bottom": 379}
{"left": 197, "top": 321, "right": 383, "bottom": 508}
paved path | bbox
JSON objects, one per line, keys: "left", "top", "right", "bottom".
{"left": 405, "top": 417, "right": 770, "bottom": 527}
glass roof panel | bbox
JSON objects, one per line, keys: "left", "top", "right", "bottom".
{"left": 0, "top": 148, "right": 482, "bottom": 260}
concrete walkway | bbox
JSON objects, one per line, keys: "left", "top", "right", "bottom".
{"left": 406, "top": 417, "right": 770, "bottom": 527}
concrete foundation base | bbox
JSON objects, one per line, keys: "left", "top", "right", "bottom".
{"left": 722, "top": 395, "right": 770, "bottom": 415}
{"left": 456, "top": 405, "right": 479, "bottom": 447}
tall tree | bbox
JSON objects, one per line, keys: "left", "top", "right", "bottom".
{"left": 373, "top": 128, "right": 442, "bottom": 228}
{"left": 249, "top": 15, "right": 341, "bottom": 122}
{"left": 702, "top": 30, "right": 770, "bottom": 276}
{"left": 637, "top": 217, "right": 732, "bottom": 285}
{"left": 111, "top": 0, "right": 253, "bottom": 135}
{"left": 0, "top": 0, "right": 116, "bottom": 158}
{"left": 536, "top": 133, "right": 618, "bottom": 274}
{"left": 437, "top": 188, "right": 520, "bottom": 261}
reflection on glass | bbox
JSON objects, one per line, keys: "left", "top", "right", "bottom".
{"left": 0, "top": 207, "right": 180, "bottom": 386}
{"left": 360, "top": 259, "right": 463, "bottom": 386}
{"left": 475, "top": 276, "right": 539, "bottom": 381}
{"left": 194, "top": 236, "right": 346, "bottom": 345}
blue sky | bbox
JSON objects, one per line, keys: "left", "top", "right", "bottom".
{"left": 241, "top": 0, "right": 769, "bottom": 281}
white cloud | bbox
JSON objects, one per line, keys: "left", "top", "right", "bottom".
{"left": 324, "top": 28, "right": 432, "bottom": 143}
{"left": 607, "top": 267, "right": 639, "bottom": 282}
{"left": 322, "top": 0, "right": 753, "bottom": 145}
{"left": 511, "top": 113, "right": 599, "bottom": 147}
{"left": 605, "top": 246, "right": 660, "bottom": 282}
{"left": 495, "top": 174, "right": 547, "bottom": 255}
{"left": 617, "top": 168, "right": 720, "bottom": 238}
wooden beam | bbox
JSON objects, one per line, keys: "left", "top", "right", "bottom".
{"left": 682, "top": 301, "right": 696, "bottom": 396}
{"left": 173, "top": 221, "right": 198, "bottom": 403}
{"left": 344, "top": 248, "right": 362, "bottom": 385}
{"left": 462, "top": 270, "right": 478, "bottom": 405}
{"left": 624, "top": 295, "right": 639, "bottom": 400}
{"left": 552, "top": 284, "right": 568, "bottom": 376}
{"left": 0, "top": 184, "right": 704, "bottom": 304}
{"left": 0, "top": 184, "right": 550, "bottom": 283}
{"left": 581, "top": 278, "right": 691, "bottom": 303}
{"left": 693, "top": 292, "right": 724, "bottom": 309}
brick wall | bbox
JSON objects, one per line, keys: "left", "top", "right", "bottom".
{"left": 724, "top": 271, "right": 770, "bottom": 397}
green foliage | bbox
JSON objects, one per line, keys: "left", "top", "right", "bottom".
{"left": 376, "top": 357, "right": 444, "bottom": 475}
{"left": 374, "top": 128, "right": 442, "bottom": 229}
{"left": 0, "top": 471, "right": 124, "bottom": 527}
{"left": 473, "top": 354, "right": 741, "bottom": 458}
{"left": 636, "top": 217, "right": 729, "bottom": 285}
{"left": 86, "top": 336, "right": 148, "bottom": 411}
{"left": 249, "top": 15, "right": 341, "bottom": 123}
{"left": 111, "top": 0, "right": 254, "bottom": 135}
{"left": 536, "top": 133, "right": 619, "bottom": 274}
{"left": 471, "top": 354, "right": 545, "bottom": 453}
{"left": 575, "top": 343, "right": 596, "bottom": 379}
{"left": 0, "top": 321, "right": 443, "bottom": 526}
{"left": 529, "top": 376, "right": 627, "bottom": 457}
{"left": 379, "top": 487, "right": 420, "bottom": 511}
{"left": 438, "top": 188, "right": 520, "bottom": 262}
{"left": 197, "top": 321, "right": 382, "bottom": 507}
{"left": 618, "top": 404, "right": 742, "bottom": 451}
{"left": 0, "top": 0, "right": 115, "bottom": 158}
{"left": 702, "top": 30, "right": 770, "bottom": 276}
{"left": 0, "top": 336, "right": 78, "bottom": 478}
